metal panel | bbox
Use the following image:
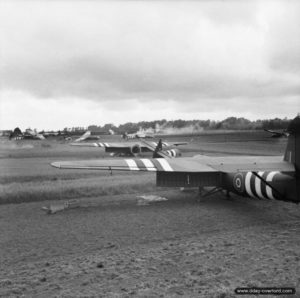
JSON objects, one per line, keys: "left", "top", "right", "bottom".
{"left": 156, "top": 171, "right": 221, "bottom": 187}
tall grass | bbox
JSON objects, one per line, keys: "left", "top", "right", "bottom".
{"left": 0, "top": 175, "right": 156, "bottom": 204}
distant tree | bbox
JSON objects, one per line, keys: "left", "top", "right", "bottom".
{"left": 63, "top": 116, "right": 293, "bottom": 134}
{"left": 172, "top": 119, "right": 186, "bottom": 128}
{"left": 262, "top": 118, "right": 290, "bottom": 130}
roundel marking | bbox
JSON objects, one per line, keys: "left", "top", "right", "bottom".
{"left": 233, "top": 173, "right": 244, "bottom": 193}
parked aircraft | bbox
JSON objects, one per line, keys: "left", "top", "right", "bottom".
{"left": 122, "top": 129, "right": 154, "bottom": 140}
{"left": 9, "top": 127, "right": 23, "bottom": 140}
{"left": 70, "top": 139, "right": 187, "bottom": 157}
{"left": 40, "top": 130, "right": 66, "bottom": 137}
{"left": 73, "top": 131, "right": 100, "bottom": 142}
{"left": 264, "top": 129, "right": 289, "bottom": 138}
{"left": 23, "top": 129, "right": 45, "bottom": 140}
{"left": 9, "top": 128, "right": 45, "bottom": 140}
{"left": 51, "top": 116, "right": 300, "bottom": 203}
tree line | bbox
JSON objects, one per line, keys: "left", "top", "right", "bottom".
{"left": 85, "top": 117, "right": 291, "bottom": 134}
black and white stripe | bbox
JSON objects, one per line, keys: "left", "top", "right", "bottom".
{"left": 92, "top": 142, "right": 110, "bottom": 147}
{"left": 150, "top": 142, "right": 169, "bottom": 147}
{"left": 165, "top": 149, "right": 177, "bottom": 157}
{"left": 244, "top": 171, "right": 279, "bottom": 200}
{"left": 125, "top": 158, "right": 174, "bottom": 171}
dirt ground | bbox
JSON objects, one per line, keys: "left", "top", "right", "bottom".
{"left": 0, "top": 132, "right": 299, "bottom": 297}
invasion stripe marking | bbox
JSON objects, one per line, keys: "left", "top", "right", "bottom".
{"left": 156, "top": 159, "right": 173, "bottom": 171}
{"left": 151, "top": 159, "right": 164, "bottom": 171}
{"left": 266, "top": 171, "right": 279, "bottom": 200}
{"left": 255, "top": 171, "right": 266, "bottom": 199}
{"left": 250, "top": 173, "right": 259, "bottom": 199}
{"left": 104, "top": 143, "right": 109, "bottom": 147}
{"left": 140, "top": 159, "right": 157, "bottom": 171}
{"left": 261, "top": 172, "right": 269, "bottom": 199}
{"left": 245, "top": 172, "right": 255, "bottom": 198}
{"left": 135, "top": 159, "right": 146, "bottom": 170}
{"left": 125, "top": 159, "right": 140, "bottom": 171}
{"left": 171, "top": 149, "right": 176, "bottom": 157}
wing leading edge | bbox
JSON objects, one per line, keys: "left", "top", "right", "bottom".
{"left": 51, "top": 157, "right": 216, "bottom": 172}
{"left": 70, "top": 141, "right": 187, "bottom": 148}
{"left": 51, "top": 155, "right": 295, "bottom": 174}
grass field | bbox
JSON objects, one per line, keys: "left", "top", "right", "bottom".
{"left": 0, "top": 138, "right": 156, "bottom": 203}
{"left": 0, "top": 131, "right": 286, "bottom": 204}
{"left": 1, "top": 131, "right": 299, "bottom": 297}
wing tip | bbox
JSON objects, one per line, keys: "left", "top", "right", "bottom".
{"left": 51, "top": 162, "right": 61, "bottom": 169}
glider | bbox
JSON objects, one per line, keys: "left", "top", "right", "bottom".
{"left": 70, "top": 139, "right": 187, "bottom": 157}
{"left": 23, "top": 129, "right": 45, "bottom": 140}
{"left": 73, "top": 131, "right": 100, "bottom": 142}
{"left": 264, "top": 129, "right": 289, "bottom": 138}
{"left": 122, "top": 130, "right": 154, "bottom": 139}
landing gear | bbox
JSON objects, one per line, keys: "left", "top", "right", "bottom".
{"left": 198, "top": 186, "right": 203, "bottom": 197}
{"left": 197, "top": 186, "right": 223, "bottom": 202}
{"left": 199, "top": 187, "right": 223, "bottom": 197}
{"left": 197, "top": 187, "right": 204, "bottom": 202}
{"left": 196, "top": 187, "right": 233, "bottom": 201}
{"left": 225, "top": 190, "right": 234, "bottom": 200}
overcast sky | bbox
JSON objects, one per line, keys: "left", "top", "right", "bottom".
{"left": 0, "top": 0, "right": 299, "bottom": 130}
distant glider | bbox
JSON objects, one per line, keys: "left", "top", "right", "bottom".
{"left": 264, "top": 129, "right": 289, "bottom": 138}
{"left": 70, "top": 139, "right": 187, "bottom": 157}
{"left": 23, "top": 129, "right": 45, "bottom": 140}
{"left": 122, "top": 129, "right": 154, "bottom": 140}
{"left": 73, "top": 131, "right": 100, "bottom": 142}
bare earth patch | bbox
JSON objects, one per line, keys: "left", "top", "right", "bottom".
{"left": 0, "top": 193, "right": 299, "bottom": 297}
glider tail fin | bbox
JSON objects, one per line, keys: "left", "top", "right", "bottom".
{"left": 284, "top": 116, "right": 300, "bottom": 201}
{"left": 284, "top": 116, "right": 300, "bottom": 170}
{"left": 153, "top": 139, "right": 163, "bottom": 158}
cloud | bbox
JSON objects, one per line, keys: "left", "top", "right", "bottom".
{"left": 0, "top": 0, "right": 299, "bottom": 129}
{"left": 262, "top": 1, "right": 300, "bottom": 74}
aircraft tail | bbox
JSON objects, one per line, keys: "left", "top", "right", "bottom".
{"left": 74, "top": 131, "right": 91, "bottom": 142}
{"left": 284, "top": 116, "right": 300, "bottom": 202}
{"left": 283, "top": 116, "right": 300, "bottom": 171}
{"left": 152, "top": 139, "right": 169, "bottom": 158}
